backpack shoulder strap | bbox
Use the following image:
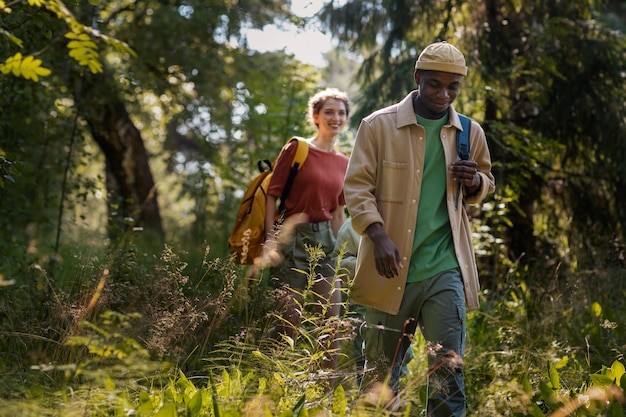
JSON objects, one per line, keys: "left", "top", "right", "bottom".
{"left": 456, "top": 114, "right": 471, "bottom": 160}
{"left": 289, "top": 136, "right": 310, "bottom": 169}
{"left": 455, "top": 114, "right": 472, "bottom": 210}
{"left": 278, "top": 137, "right": 310, "bottom": 214}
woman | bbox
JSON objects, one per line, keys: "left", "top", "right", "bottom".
{"left": 264, "top": 88, "right": 350, "bottom": 370}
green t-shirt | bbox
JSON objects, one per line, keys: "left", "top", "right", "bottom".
{"left": 407, "top": 115, "right": 459, "bottom": 283}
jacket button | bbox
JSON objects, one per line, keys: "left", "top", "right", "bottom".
{"left": 397, "top": 287, "right": 402, "bottom": 291}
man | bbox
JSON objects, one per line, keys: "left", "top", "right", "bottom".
{"left": 344, "top": 41, "right": 495, "bottom": 416}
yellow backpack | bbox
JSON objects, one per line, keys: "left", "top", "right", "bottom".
{"left": 228, "top": 137, "right": 309, "bottom": 264}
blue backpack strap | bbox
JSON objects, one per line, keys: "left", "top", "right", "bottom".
{"left": 457, "top": 114, "right": 471, "bottom": 160}
{"left": 455, "top": 114, "right": 472, "bottom": 209}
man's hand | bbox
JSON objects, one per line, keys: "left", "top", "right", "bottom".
{"left": 365, "top": 223, "right": 403, "bottom": 278}
{"left": 450, "top": 160, "right": 481, "bottom": 195}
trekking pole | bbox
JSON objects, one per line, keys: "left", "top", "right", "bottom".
{"left": 390, "top": 317, "right": 417, "bottom": 377}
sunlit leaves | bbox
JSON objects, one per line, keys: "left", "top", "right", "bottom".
{"left": 0, "top": 1, "right": 11, "bottom": 13}
{"left": 548, "top": 361, "right": 561, "bottom": 390}
{"left": 0, "top": 52, "right": 51, "bottom": 82}
{"left": 65, "top": 32, "right": 102, "bottom": 73}
{"left": 1, "top": 0, "right": 135, "bottom": 80}
{"left": 591, "top": 360, "right": 626, "bottom": 388}
{"left": 0, "top": 28, "right": 23, "bottom": 47}
{"left": 591, "top": 302, "right": 602, "bottom": 317}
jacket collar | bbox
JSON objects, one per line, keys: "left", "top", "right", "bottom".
{"left": 397, "top": 90, "right": 462, "bottom": 130}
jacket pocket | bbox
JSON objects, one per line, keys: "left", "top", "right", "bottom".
{"left": 379, "top": 160, "right": 409, "bottom": 203}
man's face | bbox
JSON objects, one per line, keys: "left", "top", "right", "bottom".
{"left": 415, "top": 70, "right": 463, "bottom": 115}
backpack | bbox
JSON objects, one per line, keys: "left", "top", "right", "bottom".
{"left": 455, "top": 114, "right": 472, "bottom": 209}
{"left": 228, "top": 137, "right": 310, "bottom": 264}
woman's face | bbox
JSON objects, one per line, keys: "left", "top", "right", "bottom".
{"left": 313, "top": 98, "right": 348, "bottom": 135}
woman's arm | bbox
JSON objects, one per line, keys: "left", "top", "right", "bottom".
{"left": 265, "top": 194, "right": 278, "bottom": 240}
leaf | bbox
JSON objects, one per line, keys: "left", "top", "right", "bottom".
{"left": 176, "top": 370, "right": 192, "bottom": 390}
{"left": 292, "top": 394, "right": 306, "bottom": 416}
{"left": 1, "top": 51, "right": 51, "bottom": 81}
{"left": 208, "top": 372, "right": 221, "bottom": 417}
{"left": 100, "top": 33, "right": 137, "bottom": 57}
{"left": 154, "top": 402, "right": 177, "bottom": 417}
{"left": 611, "top": 360, "right": 625, "bottom": 385}
{"left": 64, "top": 31, "right": 103, "bottom": 73}
{"left": 252, "top": 350, "right": 272, "bottom": 362}
{"left": 0, "top": 52, "right": 21, "bottom": 75}
{"left": 555, "top": 356, "right": 569, "bottom": 369}
{"left": 65, "top": 32, "right": 91, "bottom": 41}
{"left": 609, "top": 401, "right": 625, "bottom": 417}
{"left": 521, "top": 373, "right": 533, "bottom": 393}
{"left": 0, "top": 28, "right": 23, "bottom": 47}
{"left": 526, "top": 402, "right": 547, "bottom": 417}
{"left": 591, "top": 302, "right": 602, "bottom": 317}
{"left": 539, "top": 381, "right": 559, "bottom": 408}
{"left": 67, "top": 40, "right": 97, "bottom": 50}
{"left": 590, "top": 374, "right": 616, "bottom": 387}
{"left": 18, "top": 55, "right": 51, "bottom": 81}
{"left": 188, "top": 391, "right": 202, "bottom": 415}
{"left": 548, "top": 361, "right": 561, "bottom": 390}
{"left": 331, "top": 385, "right": 347, "bottom": 416}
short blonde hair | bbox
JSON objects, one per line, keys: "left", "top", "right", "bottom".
{"left": 306, "top": 88, "right": 351, "bottom": 127}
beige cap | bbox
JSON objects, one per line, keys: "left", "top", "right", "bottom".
{"left": 415, "top": 41, "right": 467, "bottom": 76}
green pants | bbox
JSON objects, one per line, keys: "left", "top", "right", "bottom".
{"left": 362, "top": 268, "right": 467, "bottom": 417}
{"left": 269, "top": 220, "right": 335, "bottom": 289}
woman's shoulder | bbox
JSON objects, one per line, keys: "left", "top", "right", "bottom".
{"left": 332, "top": 149, "right": 350, "bottom": 162}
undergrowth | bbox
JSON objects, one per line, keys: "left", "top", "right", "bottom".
{"left": 0, "top": 235, "right": 624, "bottom": 416}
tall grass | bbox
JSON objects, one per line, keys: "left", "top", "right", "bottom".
{"left": 0, "top": 235, "right": 624, "bottom": 416}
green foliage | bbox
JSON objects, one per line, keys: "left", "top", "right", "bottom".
{"left": 1, "top": 0, "right": 625, "bottom": 415}
{"left": 322, "top": 0, "right": 626, "bottom": 273}
{"left": 2, "top": 237, "right": 626, "bottom": 416}
{"left": 64, "top": 32, "right": 102, "bottom": 73}
{"left": 0, "top": 153, "right": 18, "bottom": 189}
{"left": 0, "top": 0, "right": 325, "bottom": 258}
{"left": 0, "top": 52, "right": 51, "bottom": 81}
{"left": 0, "top": 0, "right": 135, "bottom": 81}
{"left": 464, "top": 263, "right": 626, "bottom": 416}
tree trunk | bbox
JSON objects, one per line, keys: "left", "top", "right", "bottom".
{"left": 72, "top": 71, "right": 164, "bottom": 241}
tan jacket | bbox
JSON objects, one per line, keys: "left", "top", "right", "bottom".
{"left": 344, "top": 91, "right": 495, "bottom": 314}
